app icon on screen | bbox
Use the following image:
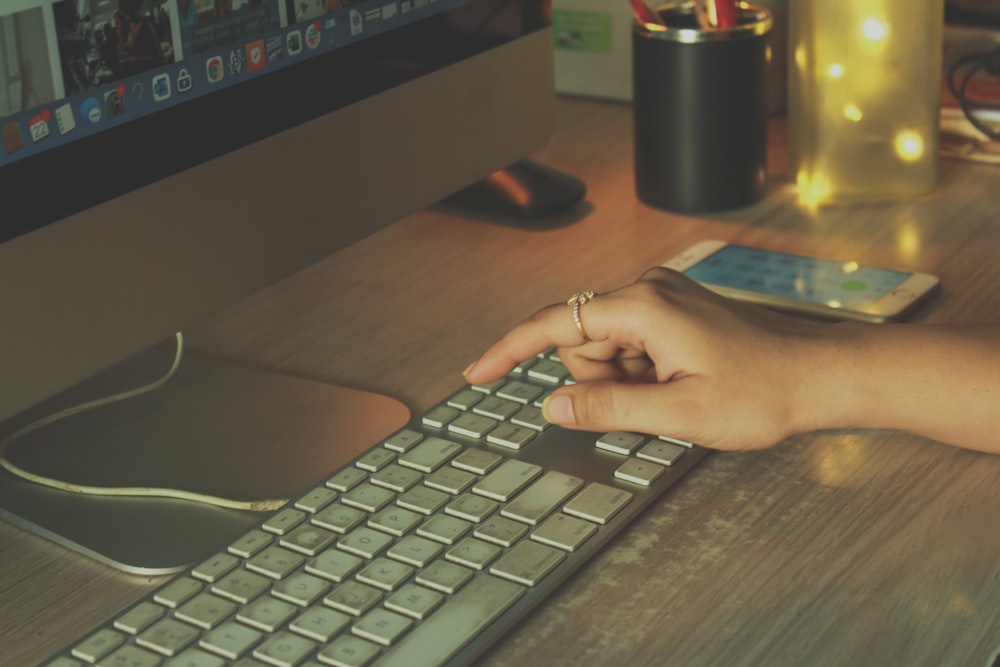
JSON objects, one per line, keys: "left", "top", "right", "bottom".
{"left": 104, "top": 85, "right": 126, "bottom": 117}
{"left": 206, "top": 56, "right": 224, "bottom": 83}
{"left": 177, "top": 68, "right": 194, "bottom": 93}
{"left": 55, "top": 103, "right": 76, "bottom": 135}
{"left": 152, "top": 73, "right": 171, "bottom": 101}
{"left": 246, "top": 40, "right": 266, "bottom": 72}
{"left": 287, "top": 30, "right": 302, "bottom": 55}
{"left": 81, "top": 97, "right": 103, "bottom": 124}
{"left": 27, "top": 110, "right": 51, "bottom": 143}
{"left": 306, "top": 21, "right": 321, "bottom": 49}
{"left": 1, "top": 121, "right": 24, "bottom": 155}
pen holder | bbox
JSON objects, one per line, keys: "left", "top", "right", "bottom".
{"left": 633, "top": 2, "right": 772, "bottom": 214}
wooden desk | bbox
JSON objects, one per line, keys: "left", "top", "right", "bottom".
{"left": 5, "top": 96, "right": 1000, "bottom": 666}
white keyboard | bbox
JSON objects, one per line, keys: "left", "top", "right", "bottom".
{"left": 40, "top": 351, "right": 708, "bottom": 667}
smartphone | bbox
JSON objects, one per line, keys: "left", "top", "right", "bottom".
{"left": 662, "top": 240, "right": 940, "bottom": 323}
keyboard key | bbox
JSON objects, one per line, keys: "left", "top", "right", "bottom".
{"left": 317, "top": 635, "right": 381, "bottom": 667}
{"left": 510, "top": 406, "right": 549, "bottom": 432}
{"left": 312, "top": 503, "right": 366, "bottom": 534}
{"left": 356, "top": 557, "right": 414, "bottom": 591}
{"left": 262, "top": 508, "right": 307, "bottom": 536}
{"left": 246, "top": 546, "right": 304, "bottom": 580}
{"left": 228, "top": 529, "right": 273, "bottom": 559}
{"left": 424, "top": 467, "right": 476, "bottom": 495}
{"left": 531, "top": 513, "right": 597, "bottom": 552}
{"left": 325, "top": 581, "right": 383, "bottom": 616}
{"left": 445, "top": 537, "right": 502, "bottom": 570}
{"left": 563, "top": 482, "right": 634, "bottom": 525}
{"left": 448, "top": 412, "right": 497, "bottom": 439}
{"left": 450, "top": 448, "right": 502, "bottom": 475}
{"left": 305, "top": 548, "right": 364, "bottom": 583}
{"left": 384, "top": 584, "right": 444, "bottom": 621}
{"left": 444, "top": 493, "right": 498, "bottom": 523}
{"left": 97, "top": 644, "right": 162, "bottom": 667}
{"left": 490, "top": 540, "right": 565, "bottom": 587}
{"left": 369, "top": 464, "right": 422, "bottom": 493}
{"left": 326, "top": 468, "right": 367, "bottom": 493}
{"left": 396, "top": 486, "right": 449, "bottom": 515}
{"left": 355, "top": 447, "right": 397, "bottom": 472}
{"left": 114, "top": 601, "right": 166, "bottom": 635}
{"left": 162, "top": 648, "right": 225, "bottom": 666}
{"left": 72, "top": 628, "right": 125, "bottom": 662}
{"left": 191, "top": 553, "right": 240, "bottom": 583}
{"left": 422, "top": 405, "right": 459, "bottom": 428}
{"left": 237, "top": 597, "right": 298, "bottom": 633}
{"left": 271, "top": 572, "right": 331, "bottom": 607}
{"left": 154, "top": 577, "right": 203, "bottom": 608}
{"left": 386, "top": 535, "right": 443, "bottom": 568}
{"left": 352, "top": 608, "right": 413, "bottom": 646}
{"left": 614, "top": 457, "right": 665, "bottom": 487}
{"left": 501, "top": 471, "right": 584, "bottom": 525}
{"left": 415, "top": 561, "right": 474, "bottom": 594}
{"left": 474, "top": 516, "right": 529, "bottom": 547}
{"left": 137, "top": 618, "right": 200, "bottom": 657}
{"left": 398, "top": 437, "right": 462, "bottom": 473}
{"left": 637, "top": 440, "right": 688, "bottom": 466}
{"left": 384, "top": 428, "right": 424, "bottom": 453}
{"left": 289, "top": 607, "right": 351, "bottom": 643}
{"left": 337, "top": 527, "right": 394, "bottom": 559}
{"left": 485, "top": 423, "right": 536, "bottom": 450}
{"left": 200, "top": 621, "right": 262, "bottom": 660}
{"left": 596, "top": 432, "right": 646, "bottom": 456}
{"left": 469, "top": 379, "right": 505, "bottom": 394}
{"left": 341, "top": 483, "right": 395, "bottom": 513}
{"left": 473, "top": 460, "right": 542, "bottom": 502}
{"left": 176, "top": 593, "right": 238, "bottom": 630}
{"left": 368, "top": 506, "right": 422, "bottom": 537}
{"left": 374, "top": 575, "right": 524, "bottom": 667}
{"left": 252, "top": 631, "right": 317, "bottom": 667}
{"left": 658, "top": 434, "right": 696, "bottom": 448}
{"left": 417, "top": 515, "right": 472, "bottom": 545}
{"left": 294, "top": 486, "right": 338, "bottom": 513}
{"left": 280, "top": 525, "right": 338, "bottom": 557}
{"left": 162, "top": 648, "right": 226, "bottom": 667}
{"left": 446, "top": 388, "right": 483, "bottom": 411}
{"left": 471, "top": 396, "right": 520, "bottom": 421}
{"left": 527, "top": 359, "right": 570, "bottom": 384}
{"left": 212, "top": 569, "right": 271, "bottom": 605}
{"left": 495, "top": 380, "right": 544, "bottom": 405}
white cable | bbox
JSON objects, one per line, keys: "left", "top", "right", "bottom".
{"left": 0, "top": 332, "right": 286, "bottom": 513}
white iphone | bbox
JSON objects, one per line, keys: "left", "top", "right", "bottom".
{"left": 662, "top": 240, "right": 940, "bottom": 323}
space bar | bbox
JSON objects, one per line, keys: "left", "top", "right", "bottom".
{"left": 375, "top": 575, "right": 525, "bottom": 667}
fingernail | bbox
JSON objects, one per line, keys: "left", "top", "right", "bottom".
{"left": 542, "top": 394, "right": 576, "bottom": 426}
{"left": 462, "top": 361, "right": 477, "bottom": 379}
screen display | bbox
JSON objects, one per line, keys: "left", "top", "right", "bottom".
{"left": 683, "top": 244, "right": 911, "bottom": 309}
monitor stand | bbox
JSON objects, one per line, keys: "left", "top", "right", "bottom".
{"left": 438, "top": 159, "right": 587, "bottom": 223}
{"left": 0, "top": 341, "right": 410, "bottom": 575}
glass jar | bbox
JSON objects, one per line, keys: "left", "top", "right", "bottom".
{"left": 788, "top": 0, "right": 945, "bottom": 206}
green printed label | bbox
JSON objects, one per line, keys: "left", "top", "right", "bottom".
{"left": 552, "top": 10, "right": 613, "bottom": 54}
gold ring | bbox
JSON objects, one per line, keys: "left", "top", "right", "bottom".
{"left": 566, "top": 290, "right": 596, "bottom": 341}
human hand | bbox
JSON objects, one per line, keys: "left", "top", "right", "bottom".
{"left": 463, "top": 267, "right": 839, "bottom": 450}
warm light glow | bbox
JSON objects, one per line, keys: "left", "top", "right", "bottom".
{"left": 796, "top": 169, "right": 831, "bottom": 208}
{"left": 841, "top": 261, "right": 859, "bottom": 274}
{"left": 894, "top": 130, "right": 924, "bottom": 162}
{"left": 842, "top": 103, "right": 863, "bottom": 122}
{"left": 828, "top": 63, "right": 844, "bottom": 78}
{"left": 826, "top": 300, "right": 843, "bottom": 309}
{"left": 812, "top": 435, "right": 868, "bottom": 487}
{"left": 794, "top": 45, "right": 807, "bottom": 71}
{"left": 862, "top": 18, "right": 887, "bottom": 41}
{"left": 896, "top": 220, "right": 922, "bottom": 262}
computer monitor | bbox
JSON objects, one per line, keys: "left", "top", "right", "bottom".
{"left": 0, "top": 0, "right": 554, "bottom": 572}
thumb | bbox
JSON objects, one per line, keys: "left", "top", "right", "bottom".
{"left": 541, "top": 381, "right": 697, "bottom": 441}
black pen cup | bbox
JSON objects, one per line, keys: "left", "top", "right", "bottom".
{"left": 633, "top": 3, "right": 772, "bottom": 213}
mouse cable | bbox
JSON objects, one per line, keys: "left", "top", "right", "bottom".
{"left": 0, "top": 332, "right": 287, "bottom": 513}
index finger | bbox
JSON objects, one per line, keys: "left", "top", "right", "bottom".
{"left": 463, "top": 293, "right": 610, "bottom": 384}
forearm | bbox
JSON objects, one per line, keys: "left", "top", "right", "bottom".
{"left": 802, "top": 323, "right": 1000, "bottom": 453}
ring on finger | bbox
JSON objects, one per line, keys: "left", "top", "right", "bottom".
{"left": 566, "top": 290, "right": 597, "bottom": 341}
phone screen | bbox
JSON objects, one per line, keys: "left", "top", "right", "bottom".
{"left": 682, "top": 244, "right": 912, "bottom": 309}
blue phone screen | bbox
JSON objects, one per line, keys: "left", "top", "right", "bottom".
{"left": 683, "top": 245, "right": 911, "bottom": 309}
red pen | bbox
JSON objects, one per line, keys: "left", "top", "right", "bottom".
{"left": 628, "top": 0, "right": 667, "bottom": 28}
{"left": 707, "top": 0, "right": 738, "bottom": 28}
